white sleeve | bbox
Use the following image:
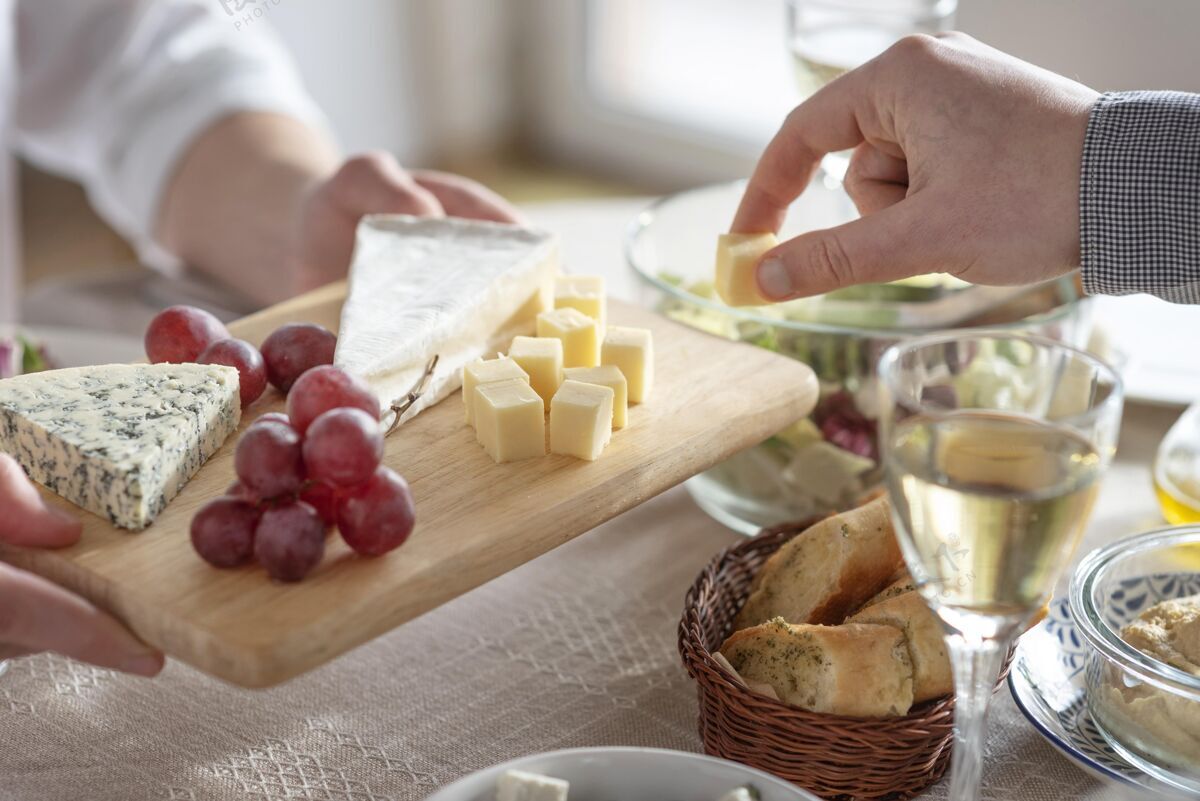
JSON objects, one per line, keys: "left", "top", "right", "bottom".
{"left": 12, "top": 0, "right": 331, "bottom": 273}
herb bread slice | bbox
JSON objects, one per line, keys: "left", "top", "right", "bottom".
{"left": 720, "top": 618, "right": 915, "bottom": 717}
{"left": 734, "top": 495, "right": 903, "bottom": 629}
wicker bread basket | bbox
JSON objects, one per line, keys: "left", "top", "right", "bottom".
{"left": 679, "top": 518, "right": 1010, "bottom": 800}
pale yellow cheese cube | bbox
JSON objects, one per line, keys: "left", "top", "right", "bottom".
{"left": 508, "top": 335, "right": 563, "bottom": 404}
{"left": 554, "top": 275, "right": 606, "bottom": 331}
{"left": 550, "top": 380, "right": 613, "bottom": 461}
{"left": 601, "top": 326, "right": 653, "bottom": 403}
{"left": 462, "top": 356, "right": 529, "bottom": 427}
{"left": 536, "top": 307, "right": 599, "bottom": 368}
{"left": 715, "top": 232, "right": 779, "bottom": 307}
{"left": 563, "top": 365, "right": 628, "bottom": 429}
{"left": 474, "top": 379, "right": 546, "bottom": 463}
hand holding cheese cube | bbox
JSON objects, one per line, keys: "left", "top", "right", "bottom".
{"left": 537, "top": 307, "right": 599, "bottom": 368}
{"left": 715, "top": 232, "right": 779, "bottom": 307}
{"left": 474, "top": 379, "right": 546, "bottom": 463}
{"left": 550, "top": 380, "right": 613, "bottom": 461}
{"left": 554, "top": 275, "right": 606, "bottom": 331}
{"left": 509, "top": 336, "right": 564, "bottom": 404}
{"left": 564, "top": 365, "right": 628, "bottom": 429}
{"left": 462, "top": 356, "right": 529, "bottom": 426}
{"left": 601, "top": 326, "right": 653, "bottom": 403}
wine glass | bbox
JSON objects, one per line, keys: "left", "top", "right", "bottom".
{"left": 785, "top": 0, "right": 957, "bottom": 182}
{"left": 877, "top": 332, "right": 1123, "bottom": 800}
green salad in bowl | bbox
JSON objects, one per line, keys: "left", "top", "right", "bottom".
{"left": 0, "top": 331, "right": 53, "bottom": 378}
{"left": 626, "top": 180, "right": 1094, "bottom": 535}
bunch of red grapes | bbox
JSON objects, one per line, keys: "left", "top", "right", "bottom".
{"left": 144, "top": 305, "right": 416, "bottom": 582}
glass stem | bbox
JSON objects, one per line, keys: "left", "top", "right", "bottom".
{"left": 945, "top": 632, "right": 1007, "bottom": 801}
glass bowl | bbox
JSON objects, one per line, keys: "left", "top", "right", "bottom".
{"left": 625, "top": 179, "right": 1094, "bottom": 534}
{"left": 1069, "top": 526, "right": 1200, "bottom": 793}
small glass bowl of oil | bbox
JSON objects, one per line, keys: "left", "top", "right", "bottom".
{"left": 1154, "top": 402, "right": 1200, "bottom": 524}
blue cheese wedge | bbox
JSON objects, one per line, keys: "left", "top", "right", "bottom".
{"left": 335, "top": 215, "right": 559, "bottom": 425}
{"left": 495, "top": 769, "right": 568, "bottom": 801}
{"left": 0, "top": 363, "right": 241, "bottom": 530}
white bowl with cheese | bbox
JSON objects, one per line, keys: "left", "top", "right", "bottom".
{"left": 1070, "top": 525, "right": 1200, "bottom": 794}
{"left": 423, "top": 747, "right": 820, "bottom": 801}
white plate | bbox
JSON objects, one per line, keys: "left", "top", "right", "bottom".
{"left": 423, "top": 747, "right": 819, "bottom": 801}
{"left": 1091, "top": 295, "right": 1200, "bottom": 407}
{"left": 1008, "top": 582, "right": 1193, "bottom": 794}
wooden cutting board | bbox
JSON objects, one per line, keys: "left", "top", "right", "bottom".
{"left": 0, "top": 283, "right": 818, "bottom": 687}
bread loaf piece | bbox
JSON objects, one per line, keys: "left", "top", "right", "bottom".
{"left": 735, "top": 496, "right": 903, "bottom": 629}
{"left": 860, "top": 569, "right": 916, "bottom": 611}
{"left": 720, "top": 618, "right": 915, "bottom": 717}
{"left": 848, "top": 590, "right": 952, "bottom": 704}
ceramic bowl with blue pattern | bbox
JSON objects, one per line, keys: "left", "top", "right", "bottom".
{"left": 1069, "top": 525, "right": 1200, "bottom": 795}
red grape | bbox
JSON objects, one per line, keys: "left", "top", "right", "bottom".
{"left": 260, "top": 323, "right": 337, "bottom": 394}
{"left": 234, "top": 420, "right": 305, "bottom": 499}
{"left": 336, "top": 466, "right": 415, "bottom": 556}
{"left": 254, "top": 412, "right": 291, "bottom": 427}
{"left": 199, "top": 338, "right": 268, "bottom": 408}
{"left": 286, "top": 365, "right": 378, "bottom": 434}
{"left": 191, "top": 497, "right": 260, "bottom": 568}
{"left": 299, "top": 481, "right": 339, "bottom": 527}
{"left": 225, "top": 479, "right": 261, "bottom": 505}
{"left": 302, "top": 408, "right": 384, "bottom": 487}
{"left": 254, "top": 501, "right": 326, "bottom": 582}
{"left": 145, "top": 305, "right": 229, "bottom": 364}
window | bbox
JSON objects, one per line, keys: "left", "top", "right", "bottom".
{"left": 520, "top": 0, "right": 1200, "bottom": 189}
{"left": 585, "top": 0, "right": 795, "bottom": 149}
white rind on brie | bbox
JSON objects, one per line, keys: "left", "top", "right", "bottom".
{"left": 0, "top": 363, "right": 241, "bottom": 530}
{"left": 335, "top": 214, "right": 560, "bottom": 424}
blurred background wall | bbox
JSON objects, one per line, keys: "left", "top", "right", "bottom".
{"left": 22, "top": 0, "right": 1200, "bottom": 293}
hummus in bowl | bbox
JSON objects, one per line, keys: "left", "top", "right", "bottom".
{"left": 1100, "top": 595, "right": 1200, "bottom": 768}
{"left": 1071, "top": 527, "right": 1200, "bottom": 794}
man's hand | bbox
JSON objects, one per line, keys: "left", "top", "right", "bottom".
{"left": 733, "top": 33, "right": 1098, "bottom": 300}
{"left": 293, "top": 152, "right": 523, "bottom": 294}
{"left": 0, "top": 455, "right": 163, "bottom": 675}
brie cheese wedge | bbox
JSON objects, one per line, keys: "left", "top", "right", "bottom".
{"left": 334, "top": 215, "right": 560, "bottom": 424}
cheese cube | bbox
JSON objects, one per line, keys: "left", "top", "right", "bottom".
{"left": 536, "top": 307, "right": 598, "bottom": 368}
{"left": 474, "top": 379, "right": 546, "bottom": 463}
{"left": 717, "top": 790, "right": 757, "bottom": 801}
{"left": 554, "top": 275, "right": 606, "bottom": 331}
{"left": 715, "top": 232, "right": 779, "bottom": 306}
{"left": 508, "top": 336, "right": 563, "bottom": 404}
{"left": 601, "top": 326, "right": 653, "bottom": 403}
{"left": 564, "top": 365, "right": 628, "bottom": 429}
{"left": 495, "top": 770, "right": 569, "bottom": 801}
{"left": 550, "top": 380, "right": 613, "bottom": 461}
{"left": 462, "top": 357, "right": 528, "bottom": 427}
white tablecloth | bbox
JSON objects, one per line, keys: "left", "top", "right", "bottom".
{"left": 0, "top": 198, "right": 1186, "bottom": 800}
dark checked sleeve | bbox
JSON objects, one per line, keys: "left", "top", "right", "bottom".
{"left": 1080, "top": 91, "right": 1200, "bottom": 304}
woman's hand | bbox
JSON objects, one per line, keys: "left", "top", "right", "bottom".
{"left": 160, "top": 112, "right": 524, "bottom": 306}
{"left": 293, "top": 153, "right": 524, "bottom": 294}
{"left": 0, "top": 455, "right": 163, "bottom": 675}
{"left": 733, "top": 33, "right": 1098, "bottom": 301}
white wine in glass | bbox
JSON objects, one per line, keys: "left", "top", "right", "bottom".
{"left": 890, "top": 412, "right": 1102, "bottom": 625}
{"left": 786, "top": 0, "right": 957, "bottom": 181}
{"left": 790, "top": 21, "right": 912, "bottom": 99}
{"left": 878, "top": 333, "right": 1123, "bottom": 801}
